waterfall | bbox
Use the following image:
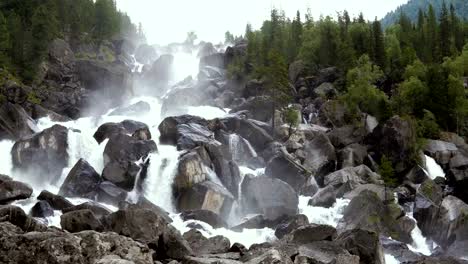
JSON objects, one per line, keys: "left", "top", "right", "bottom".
{"left": 298, "top": 196, "right": 350, "bottom": 227}
{"left": 424, "top": 155, "right": 445, "bottom": 179}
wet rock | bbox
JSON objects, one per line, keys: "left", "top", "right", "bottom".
{"left": 424, "top": 140, "right": 458, "bottom": 167}
{"left": 366, "top": 116, "right": 418, "bottom": 174}
{"left": 313, "top": 82, "right": 338, "bottom": 99}
{"left": 338, "top": 143, "right": 368, "bottom": 169}
{"left": 292, "top": 241, "right": 360, "bottom": 264}
{"left": 177, "top": 181, "right": 234, "bottom": 219}
{"left": 0, "top": 102, "right": 37, "bottom": 140}
{"left": 159, "top": 115, "right": 209, "bottom": 146}
{"left": 318, "top": 100, "right": 352, "bottom": 128}
{"left": 181, "top": 209, "right": 228, "bottom": 228}
{"left": 142, "top": 54, "right": 174, "bottom": 96}
{"left": 308, "top": 185, "right": 337, "bottom": 208}
{"left": 328, "top": 125, "right": 368, "bottom": 148}
{"left": 96, "top": 181, "right": 128, "bottom": 206}
{"left": 241, "top": 175, "right": 298, "bottom": 220}
{"left": 62, "top": 202, "right": 112, "bottom": 218}
{"left": 11, "top": 124, "right": 68, "bottom": 183}
{"left": 102, "top": 160, "right": 142, "bottom": 191}
{"left": 324, "top": 165, "right": 382, "bottom": 189}
{"left": 200, "top": 53, "right": 225, "bottom": 69}
{"left": 336, "top": 229, "right": 385, "bottom": 264}
{"left": 61, "top": 209, "right": 104, "bottom": 233}
{"left": 30, "top": 201, "right": 54, "bottom": 218}
{"left": 183, "top": 229, "right": 230, "bottom": 255}
{"left": 37, "top": 190, "right": 73, "bottom": 210}
{"left": 275, "top": 214, "right": 309, "bottom": 239}
{"left": 221, "top": 116, "right": 273, "bottom": 153}
{"left": 338, "top": 190, "right": 414, "bottom": 244}
{"left": 230, "top": 96, "right": 273, "bottom": 123}
{"left": 93, "top": 120, "right": 151, "bottom": 144}
{"left": 0, "top": 205, "right": 47, "bottom": 232}
{"left": 380, "top": 236, "right": 422, "bottom": 263}
{"left": 59, "top": 158, "right": 102, "bottom": 198}
{"left": 265, "top": 152, "right": 311, "bottom": 192}
{"left": 135, "top": 44, "right": 158, "bottom": 65}
{"left": 284, "top": 224, "right": 337, "bottom": 244}
{"left": 104, "top": 133, "right": 157, "bottom": 165}
{"left": 302, "top": 133, "right": 336, "bottom": 183}
{"left": 174, "top": 150, "right": 209, "bottom": 190}
{"left": 0, "top": 179, "right": 33, "bottom": 204}
{"left": 289, "top": 60, "right": 307, "bottom": 84}
{"left": 244, "top": 249, "right": 294, "bottom": 264}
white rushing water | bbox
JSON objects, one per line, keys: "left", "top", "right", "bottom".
{"left": 298, "top": 196, "right": 350, "bottom": 227}
{"left": 424, "top": 155, "right": 445, "bottom": 179}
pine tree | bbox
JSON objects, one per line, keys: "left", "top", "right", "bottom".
{"left": 450, "top": 4, "right": 464, "bottom": 52}
{"left": 0, "top": 10, "right": 10, "bottom": 68}
{"left": 94, "top": 0, "right": 119, "bottom": 44}
{"left": 439, "top": 2, "right": 451, "bottom": 59}
{"left": 6, "top": 11, "right": 23, "bottom": 70}
{"left": 372, "top": 19, "right": 386, "bottom": 70}
{"left": 426, "top": 4, "right": 438, "bottom": 63}
{"left": 290, "top": 10, "right": 303, "bottom": 61}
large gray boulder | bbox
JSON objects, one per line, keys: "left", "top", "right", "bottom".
{"left": 0, "top": 102, "right": 37, "bottom": 140}
{"left": 230, "top": 96, "right": 273, "bottom": 123}
{"left": 135, "top": 44, "right": 158, "bottom": 65}
{"left": 302, "top": 133, "right": 337, "bottom": 184}
{"left": 291, "top": 241, "right": 360, "bottom": 264}
{"left": 142, "top": 54, "right": 174, "bottom": 96}
{"left": 37, "top": 190, "right": 73, "bottom": 210}
{"left": 265, "top": 152, "right": 311, "bottom": 193}
{"left": 0, "top": 177, "right": 33, "bottom": 205}
{"left": 59, "top": 158, "right": 102, "bottom": 198}
{"left": 61, "top": 209, "right": 104, "bottom": 233}
{"left": 183, "top": 229, "right": 230, "bottom": 255}
{"left": 424, "top": 140, "right": 458, "bottom": 167}
{"left": 241, "top": 175, "right": 298, "bottom": 220}
{"left": 11, "top": 124, "right": 68, "bottom": 183}
{"left": 336, "top": 229, "right": 385, "bottom": 264}
{"left": 94, "top": 120, "right": 150, "bottom": 144}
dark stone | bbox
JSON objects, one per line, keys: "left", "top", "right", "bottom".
{"left": 336, "top": 229, "right": 385, "bottom": 264}
{"left": 181, "top": 210, "right": 228, "bottom": 228}
{"left": 29, "top": 201, "right": 54, "bottom": 218}
{"left": 0, "top": 179, "right": 33, "bottom": 204}
{"left": 37, "top": 190, "right": 73, "bottom": 210}
{"left": 59, "top": 159, "right": 102, "bottom": 198}
{"left": 0, "top": 102, "right": 37, "bottom": 140}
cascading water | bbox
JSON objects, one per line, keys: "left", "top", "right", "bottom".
{"left": 298, "top": 196, "right": 350, "bottom": 227}
{"left": 424, "top": 155, "right": 445, "bottom": 179}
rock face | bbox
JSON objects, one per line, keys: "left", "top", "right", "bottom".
{"left": 0, "top": 102, "right": 38, "bottom": 140}
{"left": 142, "top": 54, "right": 174, "bottom": 96}
{"left": 336, "top": 229, "right": 385, "bottom": 264}
{"left": 11, "top": 124, "right": 68, "bottom": 183}
{"left": 241, "top": 175, "right": 298, "bottom": 220}
{"left": 61, "top": 209, "right": 104, "bottom": 233}
{"left": 30, "top": 201, "right": 54, "bottom": 218}
{"left": 0, "top": 177, "right": 33, "bottom": 204}
{"left": 424, "top": 140, "right": 458, "bottom": 167}
{"left": 0, "top": 221, "right": 153, "bottom": 264}
{"left": 292, "top": 241, "right": 360, "bottom": 264}
{"left": 265, "top": 152, "right": 311, "bottom": 192}
{"left": 0, "top": 206, "right": 47, "bottom": 232}
{"left": 230, "top": 96, "right": 273, "bottom": 123}
{"left": 37, "top": 190, "right": 73, "bottom": 210}
{"left": 338, "top": 190, "right": 414, "bottom": 244}
{"left": 135, "top": 44, "right": 158, "bottom": 65}
{"left": 302, "top": 133, "right": 336, "bottom": 183}
{"left": 102, "top": 133, "right": 157, "bottom": 190}
{"left": 284, "top": 224, "right": 338, "bottom": 244}
{"left": 59, "top": 159, "right": 102, "bottom": 198}
{"left": 183, "top": 229, "right": 230, "bottom": 255}
{"left": 180, "top": 209, "right": 228, "bottom": 228}
{"left": 221, "top": 116, "right": 273, "bottom": 153}
{"left": 93, "top": 120, "right": 151, "bottom": 144}
{"left": 366, "top": 116, "right": 417, "bottom": 174}
{"left": 177, "top": 181, "right": 235, "bottom": 219}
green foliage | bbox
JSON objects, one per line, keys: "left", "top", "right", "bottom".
{"left": 27, "top": 91, "right": 41, "bottom": 104}
{"left": 380, "top": 155, "right": 397, "bottom": 188}
{"left": 0, "top": 10, "right": 9, "bottom": 68}
{"left": 417, "top": 110, "right": 441, "bottom": 139}
{"left": 342, "top": 55, "right": 391, "bottom": 121}
{"left": 227, "top": 56, "right": 245, "bottom": 80}
{"left": 284, "top": 108, "right": 300, "bottom": 128}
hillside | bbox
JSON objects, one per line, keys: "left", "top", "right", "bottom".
{"left": 382, "top": 0, "right": 467, "bottom": 27}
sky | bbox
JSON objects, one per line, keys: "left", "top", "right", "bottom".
{"left": 116, "top": 0, "right": 409, "bottom": 45}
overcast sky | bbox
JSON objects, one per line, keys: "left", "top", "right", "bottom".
{"left": 116, "top": 0, "right": 409, "bottom": 45}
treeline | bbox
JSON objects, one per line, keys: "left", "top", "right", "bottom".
{"left": 233, "top": 3, "right": 468, "bottom": 137}
{"left": 0, "top": 0, "right": 141, "bottom": 83}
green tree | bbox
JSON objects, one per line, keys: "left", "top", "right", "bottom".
{"left": 6, "top": 11, "right": 23, "bottom": 71}
{"left": 225, "top": 31, "right": 235, "bottom": 44}
{"left": 380, "top": 155, "right": 397, "bottom": 202}
{"left": 0, "top": 10, "right": 10, "bottom": 67}
{"left": 426, "top": 4, "right": 438, "bottom": 63}
{"left": 372, "top": 19, "right": 386, "bottom": 69}
{"left": 417, "top": 110, "right": 440, "bottom": 139}
{"left": 263, "top": 49, "right": 291, "bottom": 131}
{"left": 94, "top": 0, "right": 119, "bottom": 43}
{"left": 439, "top": 2, "right": 451, "bottom": 59}
{"left": 290, "top": 10, "right": 303, "bottom": 61}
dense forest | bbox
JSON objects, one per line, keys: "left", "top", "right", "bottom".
{"left": 0, "top": 0, "right": 142, "bottom": 83}
{"left": 382, "top": 0, "right": 468, "bottom": 27}
{"left": 228, "top": 2, "right": 468, "bottom": 141}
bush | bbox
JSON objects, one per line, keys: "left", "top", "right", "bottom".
{"left": 379, "top": 155, "right": 397, "bottom": 188}
{"left": 417, "top": 110, "right": 440, "bottom": 139}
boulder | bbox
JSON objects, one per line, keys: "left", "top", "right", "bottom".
{"left": 224, "top": 43, "right": 247, "bottom": 67}
{"left": 174, "top": 149, "right": 209, "bottom": 191}
{"left": 327, "top": 125, "right": 368, "bottom": 148}
{"left": 302, "top": 133, "right": 337, "bottom": 183}
{"left": 324, "top": 165, "right": 382, "bottom": 190}
{"left": 37, "top": 190, "right": 73, "bottom": 210}
{"left": 96, "top": 181, "right": 128, "bottom": 206}
{"left": 59, "top": 159, "right": 102, "bottom": 198}
{"left": 104, "top": 133, "right": 157, "bottom": 164}
{"left": 318, "top": 100, "right": 351, "bottom": 128}
{"left": 142, "top": 54, "right": 174, "bottom": 96}
{"left": 29, "top": 201, "right": 54, "bottom": 218}
{"left": 180, "top": 209, "right": 228, "bottom": 228}
{"left": 241, "top": 175, "right": 298, "bottom": 220}
{"left": 284, "top": 224, "right": 338, "bottom": 244}
{"left": 243, "top": 79, "right": 266, "bottom": 98}
{"left": 366, "top": 116, "right": 418, "bottom": 174}
{"left": 135, "top": 44, "right": 158, "bottom": 65}
{"left": 244, "top": 249, "right": 294, "bottom": 264}
{"left": 177, "top": 181, "right": 234, "bottom": 219}
{"left": 338, "top": 190, "right": 414, "bottom": 243}
{"left": 275, "top": 214, "right": 309, "bottom": 239}
{"left": 198, "top": 42, "right": 217, "bottom": 58}
{"left": 200, "top": 53, "right": 225, "bottom": 69}
{"left": 0, "top": 179, "right": 33, "bottom": 204}
{"left": 11, "top": 124, "right": 68, "bottom": 183}
{"left": 291, "top": 241, "right": 360, "bottom": 264}
{"left": 308, "top": 185, "right": 337, "bottom": 208}
{"left": 102, "top": 160, "right": 142, "bottom": 191}
{"left": 338, "top": 144, "right": 368, "bottom": 169}
{"left": 183, "top": 229, "right": 230, "bottom": 255}
{"left": 0, "top": 205, "right": 47, "bottom": 232}
{"left": 221, "top": 116, "right": 273, "bottom": 153}
{"left": 76, "top": 59, "right": 132, "bottom": 111}
{"left": 424, "top": 140, "right": 458, "bottom": 167}
{"left": 61, "top": 209, "right": 104, "bottom": 233}
{"left": 313, "top": 82, "right": 337, "bottom": 99}
{"left": 447, "top": 168, "right": 468, "bottom": 204}
{"left": 158, "top": 115, "right": 209, "bottom": 146}
{"left": 289, "top": 60, "right": 307, "bottom": 84}
{"left": 160, "top": 86, "right": 208, "bottom": 117}
{"left": 62, "top": 202, "right": 112, "bottom": 218}
{"left": 265, "top": 152, "right": 311, "bottom": 192}
{"left": 93, "top": 120, "right": 151, "bottom": 144}
{"left": 0, "top": 102, "right": 37, "bottom": 140}
{"left": 229, "top": 96, "right": 273, "bottom": 123}
{"left": 336, "top": 229, "right": 385, "bottom": 264}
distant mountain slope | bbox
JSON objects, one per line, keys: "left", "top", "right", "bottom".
{"left": 382, "top": 0, "right": 467, "bottom": 27}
